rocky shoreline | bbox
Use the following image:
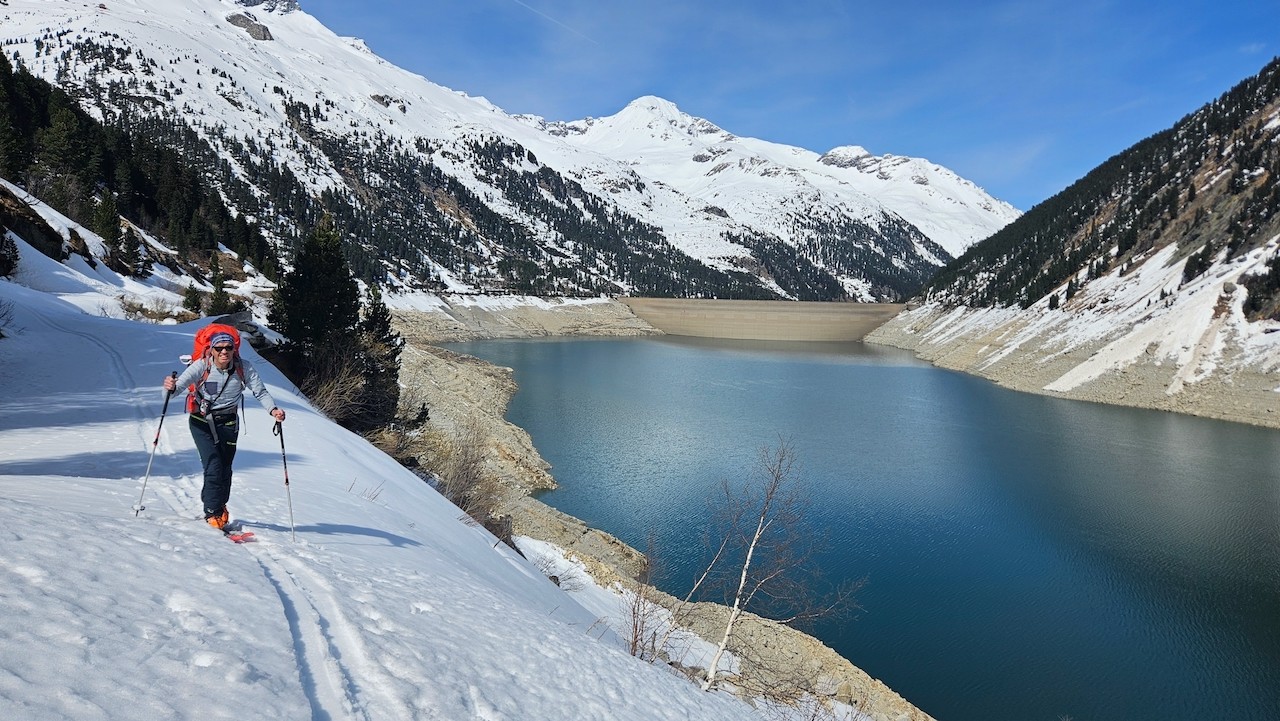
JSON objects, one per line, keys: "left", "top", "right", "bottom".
{"left": 389, "top": 297, "right": 935, "bottom": 721}
{"left": 865, "top": 303, "right": 1280, "bottom": 430}
{"left": 388, "top": 291, "right": 1280, "bottom": 720}
{"left": 386, "top": 290, "right": 1280, "bottom": 721}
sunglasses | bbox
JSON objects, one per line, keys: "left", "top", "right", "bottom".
{"left": 212, "top": 346, "right": 235, "bottom": 353}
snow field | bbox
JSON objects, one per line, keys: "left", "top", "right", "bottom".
{"left": 0, "top": 230, "right": 777, "bottom": 721}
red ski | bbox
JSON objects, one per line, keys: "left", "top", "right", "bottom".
{"left": 225, "top": 529, "right": 256, "bottom": 543}
{"left": 218, "top": 521, "right": 256, "bottom": 543}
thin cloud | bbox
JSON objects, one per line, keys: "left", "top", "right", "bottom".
{"left": 503, "top": 0, "right": 598, "bottom": 45}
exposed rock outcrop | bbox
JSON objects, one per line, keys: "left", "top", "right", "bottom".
{"left": 226, "top": 13, "right": 273, "bottom": 41}
{"left": 0, "top": 184, "right": 67, "bottom": 262}
{"left": 232, "top": 0, "right": 297, "bottom": 13}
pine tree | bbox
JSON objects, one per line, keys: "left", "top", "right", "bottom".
{"left": 133, "top": 228, "right": 153, "bottom": 277}
{"left": 269, "top": 216, "right": 360, "bottom": 353}
{"left": 116, "top": 226, "right": 141, "bottom": 276}
{"left": 356, "top": 283, "right": 402, "bottom": 429}
{"left": 93, "top": 193, "right": 121, "bottom": 248}
{"left": 0, "top": 53, "right": 24, "bottom": 179}
{"left": 269, "top": 217, "right": 365, "bottom": 427}
{"left": 0, "top": 231, "right": 18, "bottom": 278}
{"left": 207, "top": 260, "right": 234, "bottom": 315}
{"left": 182, "top": 282, "right": 203, "bottom": 314}
{"left": 35, "top": 96, "right": 86, "bottom": 176}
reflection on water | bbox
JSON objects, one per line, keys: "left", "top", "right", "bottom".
{"left": 445, "top": 336, "right": 1280, "bottom": 721}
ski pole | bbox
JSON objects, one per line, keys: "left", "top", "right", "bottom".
{"left": 274, "top": 420, "right": 295, "bottom": 541}
{"left": 134, "top": 371, "right": 177, "bottom": 516}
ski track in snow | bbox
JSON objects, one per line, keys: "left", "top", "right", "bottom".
{"left": 252, "top": 543, "right": 420, "bottom": 721}
{"left": 256, "top": 552, "right": 362, "bottom": 721}
{"left": 0, "top": 219, "right": 814, "bottom": 721}
{"left": 1, "top": 296, "right": 424, "bottom": 721}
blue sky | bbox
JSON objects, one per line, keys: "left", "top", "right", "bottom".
{"left": 300, "top": 0, "right": 1279, "bottom": 211}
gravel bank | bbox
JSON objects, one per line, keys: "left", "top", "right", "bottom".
{"left": 866, "top": 305, "right": 1280, "bottom": 430}
{"left": 390, "top": 296, "right": 935, "bottom": 721}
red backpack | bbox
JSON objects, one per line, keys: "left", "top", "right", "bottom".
{"left": 184, "top": 323, "right": 246, "bottom": 414}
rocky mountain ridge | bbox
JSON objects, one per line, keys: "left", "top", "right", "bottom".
{"left": 0, "top": 0, "right": 1016, "bottom": 300}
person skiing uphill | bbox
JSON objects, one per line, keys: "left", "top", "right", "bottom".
{"left": 163, "top": 329, "right": 286, "bottom": 529}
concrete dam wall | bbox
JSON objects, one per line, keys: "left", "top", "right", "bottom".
{"left": 621, "top": 298, "right": 905, "bottom": 341}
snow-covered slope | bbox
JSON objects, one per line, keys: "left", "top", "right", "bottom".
{"left": 535, "top": 96, "right": 1019, "bottom": 259}
{"left": 866, "top": 57, "right": 1280, "bottom": 426}
{"left": 0, "top": 199, "right": 780, "bottom": 720}
{"left": 815, "top": 144, "right": 1020, "bottom": 257}
{"left": 867, "top": 233, "right": 1280, "bottom": 427}
{"left": 0, "top": 0, "right": 1017, "bottom": 300}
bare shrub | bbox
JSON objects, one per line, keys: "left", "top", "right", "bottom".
{"left": 396, "top": 380, "right": 432, "bottom": 425}
{"left": 618, "top": 536, "right": 691, "bottom": 663}
{"left": 557, "top": 567, "right": 588, "bottom": 593}
{"left": 364, "top": 422, "right": 426, "bottom": 464}
{"left": 147, "top": 295, "right": 180, "bottom": 321}
{"left": 624, "top": 559, "right": 669, "bottom": 661}
{"left": 424, "top": 416, "right": 504, "bottom": 523}
{"left": 532, "top": 551, "right": 589, "bottom": 593}
{"left": 96, "top": 298, "right": 119, "bottom": 317}
{"left": 299, "top": 350, "right": 367, "bottom": 421}
{"left": 765, "top": 694, "right": 850, "bottom": 721}
{"left": 119, "top": 296, "right": 145, "bottom": 321}
{"left": 117, "top": 294, "right": 178, "bottom": 323}
{"left": 345, "top": 479, "right": 385, "bottom": 503}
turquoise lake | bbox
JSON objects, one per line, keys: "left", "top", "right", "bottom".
{"left": 443, "top": 335, "right": 1280, "bottom": 721}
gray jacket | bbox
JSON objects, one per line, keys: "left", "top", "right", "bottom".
{"left": 175, "top": 356, "right": 277, "bottom": 416}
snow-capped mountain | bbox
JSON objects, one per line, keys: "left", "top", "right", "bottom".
{"left": 533, "top": 96, "right": 1016, "bottom": 260}
{"left": 0, "top": 0, "right": 1017, "bottom": 301}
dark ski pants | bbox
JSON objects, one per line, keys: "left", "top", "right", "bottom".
{"left": 190, "top": 414, "right": 239, "bottom": 518}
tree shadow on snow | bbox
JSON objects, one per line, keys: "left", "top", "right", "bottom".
{"left": 244, "top": 520, "right": 422, "bottom": 548}
{"left": 0, "top": 389, "right": 175, "bottom": 433}
{"left": 0, "top": 449, "right": 155, "bottom": 480}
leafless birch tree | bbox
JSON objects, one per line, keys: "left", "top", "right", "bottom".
{"left": 691, "top": 438, "right": 861, "bottom": 693}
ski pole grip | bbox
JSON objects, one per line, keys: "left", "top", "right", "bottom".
{"left": 161, "top": 370, "right": 177, "bottom": 408}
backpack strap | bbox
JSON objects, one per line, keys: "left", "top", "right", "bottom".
{"left": 195, "top": 357, "right": 235, "bottom": 408}
{"left": 234, "top": 356, "right": 247, "bottom": 428}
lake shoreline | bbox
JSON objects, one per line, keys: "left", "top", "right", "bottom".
{"left": 389, "top": 297, "right": 937, "bottom": 721}
{"left": 390, "top": 293, "right": 1280, "bottom": 431}
{"left": 865, "top": 303, "right": 1280, "bottom": 431}
{"left": 386, "top": 293, "right": 1278, "bottom": 721}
